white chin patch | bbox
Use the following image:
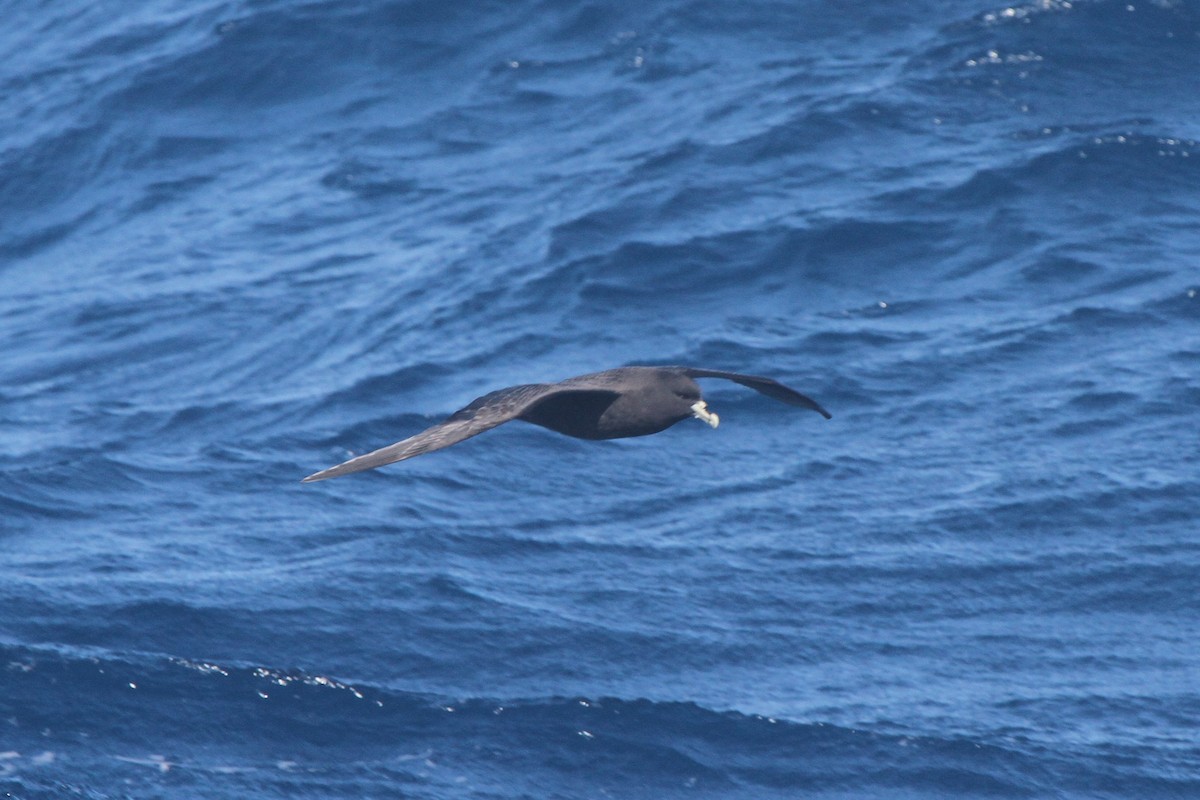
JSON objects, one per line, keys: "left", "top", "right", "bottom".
{"left": 691, "top": 400, "right": 719, "bottom": 429}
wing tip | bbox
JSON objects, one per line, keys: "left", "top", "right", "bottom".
{"left": 301, "top": 465, "right": 341, "bottom": 483}
{"left": 790, "top": 393, "right": 832, "bottom": 419}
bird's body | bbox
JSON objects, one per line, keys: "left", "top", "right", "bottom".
{"left": 517, "top": 367, "right": 701, "bottom": 439}
{"left": 301, "top": 366, "right": 830, "bottom": 483}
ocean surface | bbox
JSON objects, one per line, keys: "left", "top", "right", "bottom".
{"left": 2, "top": 1, "right": 1198, "bottom": 797}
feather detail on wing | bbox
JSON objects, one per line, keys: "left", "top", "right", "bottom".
{"left": 679, "top": 367, "right": 832, "bottom": 419}
{"left": 301, "top": 383, "right": 552, "bottom": 482}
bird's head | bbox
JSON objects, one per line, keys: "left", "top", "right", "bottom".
{"left": 658, "top": 371, "right": 719, "bottom": 429}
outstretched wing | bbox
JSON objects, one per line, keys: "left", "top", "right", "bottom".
{"left": 301, "top": 383, "right": 553, "bottom": 482}
{"left": 679, "top": 367, "right": 832, "bottom": 419}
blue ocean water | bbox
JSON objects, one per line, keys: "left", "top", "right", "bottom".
{"left": 2, "top": 0, "right": 1199, "bottom": 797}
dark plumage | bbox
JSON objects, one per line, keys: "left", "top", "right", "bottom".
{"left": 301, "top": 366, "right": 831, "bottom": 482}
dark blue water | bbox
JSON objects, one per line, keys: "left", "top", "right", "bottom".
{"left": 3, "top": 1, "right": 1199, "bottom": 797}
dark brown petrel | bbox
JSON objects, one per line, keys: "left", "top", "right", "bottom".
{"left": 302, "top": 366, "right": 831, "bottom": 482}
